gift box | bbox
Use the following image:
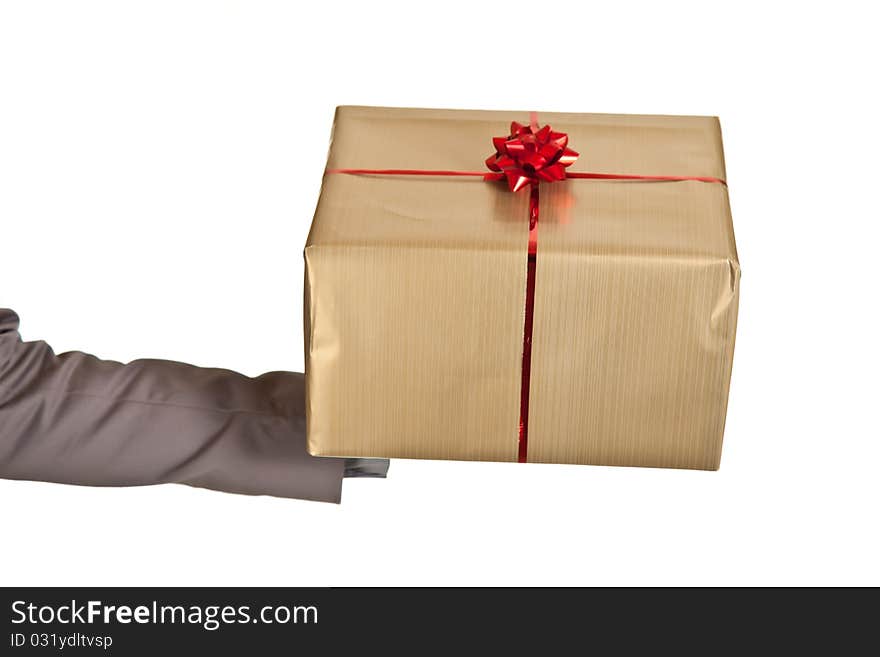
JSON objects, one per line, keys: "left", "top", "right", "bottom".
{"left": 304, "top": 106, "right": 739, "bottom": 469}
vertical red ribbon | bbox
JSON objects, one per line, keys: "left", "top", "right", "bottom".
{"left": 518, "top": 180, "right": 539, "bottom": 463}
{"left": 516, "top": 112, "right": 540, "bottom": 463}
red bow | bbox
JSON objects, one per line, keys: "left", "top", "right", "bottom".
{"left": 485, "top": 121, "right": 579, "bottom": 192}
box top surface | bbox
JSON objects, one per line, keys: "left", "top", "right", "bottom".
{"left": 309, "top": 106, "right": 736, "bottom": 264}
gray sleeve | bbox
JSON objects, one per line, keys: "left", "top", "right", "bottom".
{"left": 0, "top": 308, "right": 384, "bottom": 502}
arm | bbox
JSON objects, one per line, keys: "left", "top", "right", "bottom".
{"left": 0, "top": 308, "right": 385, "bottom": 502}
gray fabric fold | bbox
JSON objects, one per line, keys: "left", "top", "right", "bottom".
{"left": 0, "top": 308, "right": 385, "bottom": 502}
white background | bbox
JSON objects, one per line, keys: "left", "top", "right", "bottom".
{"left": 1, "top": 1, "right": 877, "bottom": 586}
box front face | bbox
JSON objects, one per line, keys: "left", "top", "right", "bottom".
{"left": 307, "top": 106, "right": 738, "bottom": 467}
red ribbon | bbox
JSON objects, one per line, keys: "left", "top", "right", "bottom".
{"left": 323, "top": 167, "right": 726, "bottom": 186}
{"left": 327, "top": 114, "right": 726, "bottom": 463}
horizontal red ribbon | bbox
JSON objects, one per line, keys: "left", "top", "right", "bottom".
{"left": 326, "top": 168, "right": 726, "bottom": 186}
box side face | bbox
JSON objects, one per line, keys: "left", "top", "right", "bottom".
{"left": 528, "top": 254, "right": 739, "bottom": 470}
{"left": 305, "top": 244, "right": 526, "bottom": 461}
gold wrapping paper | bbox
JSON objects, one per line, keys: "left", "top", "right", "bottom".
{"left": 305, "top": 106, "right": 739, "bottom": 469}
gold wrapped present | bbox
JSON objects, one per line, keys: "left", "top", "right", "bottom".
{"left": 305, "top": 106, "right": 739, "bottom": 469}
